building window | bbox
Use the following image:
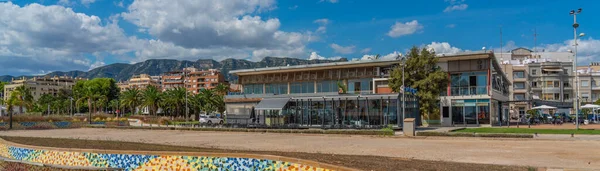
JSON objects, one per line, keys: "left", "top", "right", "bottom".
{"left": 582, "top": 93, "right": 590, "bottom": 99}
{"left": 518, "top": 107, "right": 525, "bottom": 116}
{"left": 531, "top": 69, "right": 537, "bottom": 75}
{"left": 532, "top": 82, "right": 537, "bottom": 88}
{"left": 582, "top": 80, "right": 589, "bottom": 87}
{"left": 554, "top": 81, "right": 560, "bottom": 88}
{"left": 554, "top": 93, "right": 560, "bottom": 100}
{"left": 514, "top": 94, "right": 525, "bottom": 100}
{"left": 514, "top": 82, "right": 525, "bottom": 89}
{"left": 513, "top": 71, "right": 525, "bottom": 78}
{"left": 564, "top": 82, "right": 570, "bottom": 87}
{"left": 564, "top": 94, "right": 570, "bottom": 100}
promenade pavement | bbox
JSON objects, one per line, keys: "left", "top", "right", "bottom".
{"left": 1, "top": 128, "right": 600, "bottom": 170}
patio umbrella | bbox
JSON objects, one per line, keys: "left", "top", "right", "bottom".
{"left": 581, "top": 104, "right": 600, "bottom": 123}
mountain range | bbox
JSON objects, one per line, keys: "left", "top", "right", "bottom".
{"left": 0, "top": 57, "right": 348, "bottom": 83}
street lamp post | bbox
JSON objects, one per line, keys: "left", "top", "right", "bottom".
{"left": 397, "top": 54, "right": 405, "bottom": 127}
{"left": 570, "top": 8, "right": 582, "bottom": 130}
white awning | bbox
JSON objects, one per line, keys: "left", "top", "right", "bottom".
{"left": 254, "top": 98, "right": 290, "bottom": 110}
{"left": 542, "top": 68, "right": 563, "bottom": 72}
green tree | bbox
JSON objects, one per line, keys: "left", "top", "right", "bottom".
{"left": 162, "top": 87, "right": 188, "bottom": 119}
{"left": 37, "top": 94, "right": 56, "bottom": 114}
{"left": 73, "top": 78, "right": 119, "bottom": 114}
{"left": 389, "top": 46, "right": 448, "bottom": 122}
{"left": 142, "top": 85, "right": 162, "bottom": 116}
{"left": 0, "top": 81, "right": 5, "bottom": 105}
{"left": 214, "top": 83, "right": 229, "bottom": 96}
{"left": 198, "top": 89, "right": 216, "bottom": 115}
{"left": 120, "top": 88, "right": 142, "bottom": 115}
{"left": 12, "top": 85, "right": 34, "bottom": 114}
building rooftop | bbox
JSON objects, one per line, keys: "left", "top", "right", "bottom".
{"left": 230, "top": 58, "right": 399, "bottom": 75}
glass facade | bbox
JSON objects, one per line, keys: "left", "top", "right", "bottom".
{"left": 450, "top": 72, "right": 488, "bottom": 96}
{"left": 451, "top": 99, "right": 490, "bottom": 125}
{"left": 513, "top": 71, "right": 525, "bottom": 78}
{"left": 348, "top": 78, "right": 373, "bottom": 94}
{"left": 317, "top": 80, "right": 339, "bottom": 93}
{"left": 265, "top": 83, "right": 287, "bottom": 94}
{"left": 290, "top": 82, "right": 315, "bottom": 94}
{"left": 260, "top": 94, "right": 419, "bottom": 128}
{"left": 243, "top": 84, "right": 263, "bottom": 94}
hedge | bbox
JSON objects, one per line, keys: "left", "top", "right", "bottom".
{"left": 416, "top": 131, "right": 533, "bottom": 138}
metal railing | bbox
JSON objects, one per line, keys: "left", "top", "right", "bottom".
{"left": 450, "top": 86, "right": 488, "bottom": 96}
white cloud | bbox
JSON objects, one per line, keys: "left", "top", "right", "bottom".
{"left": 314, "top": 18, "right": 329, "bottom": 34}
{"left": 387, "top": 20, "right": 423, "bottom": 38}
{"left": 443, "top": 0, "right": 468, "bottom": 13}
{"left": 115, "top": 0, "right": 124, "bottom": 7}
{"left": 446, "top": 24, "right": 456, "bottom": 28}
{"left": 121, "top": 0, "right": 313, "bottom": 61}
{"left": 319, "top": 0, "right": 339, "bottom": 3}
{"left": 330, "top": 43, "right": 355, "bottom": 54}
{"left": 360, "top": 48, "right": 372, "bottom": 54}
{"left": 308, "top": 52, "right": 342, "bottom": 60}
{"left": 361, "top": 51, "right": 402, "bottom": 60}
{"left": 426, "top": 42, "right": 462, "bottom": 55}
{"left": 0, "top": 2, "right": 135, "bottom": 75}
{"left": 541, "top": 38, "right": 600, "bottom": 65}
{"left": 289, "top": 5, "right": 298, "bottom": 10}
{"left": 444, "top": 4, "right": 468, "bottom": 12}
{"left": 81, "top": 0, "right": 96, "bottom": 6}
{"left": 57, "top": 0, "right": 73, "bottom": 6}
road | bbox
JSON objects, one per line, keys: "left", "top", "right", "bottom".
{"left": 1, "top": 128, "right": 599, "bottom": 169}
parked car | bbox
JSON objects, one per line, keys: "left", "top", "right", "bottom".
{"left": 199, "top": 115, "right": 223, "bottom": 124}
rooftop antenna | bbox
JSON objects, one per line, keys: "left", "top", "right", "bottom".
{"left": 534, "top": 28, "right": 537, "bottom": 58}
{"left": 500, "top": 26, "right": 503, "bottom": 61}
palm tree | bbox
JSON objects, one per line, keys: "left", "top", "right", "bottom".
{"left": 76, "top": 86, "right": 100, "bottom": 123}
{"left": 163, "top": 87, "right": 187, "bottom": 119}
{"left": 214, "top": 84, "right": 229, "bottom": 96}
{"left": 6, "top": 93, "right": 18, "bottom": 129}
{"left": 142, "top": 85, "right": 162, "bottom": 116}
{"left": 109, "top": 99, "right": 119, "bottom": 115}
{"left": 12, "top": 86, "right": 34, "bottom": 114}
{"left": 120, "top": 88, "right": 142, "bottom": 115}
{"left": 198, "top": 89, "right": 215, "bottom": 115}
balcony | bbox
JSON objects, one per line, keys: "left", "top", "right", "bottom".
{"left": 450, "top": 86, "right": 488, "bottom": 96}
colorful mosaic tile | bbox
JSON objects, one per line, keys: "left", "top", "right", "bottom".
{"left": 0, "top": 142, "right": 335, "bottom": 171}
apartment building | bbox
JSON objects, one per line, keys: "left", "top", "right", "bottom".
{"left": 117, "top": 74, "right": 160, "bottom": 91}
{"left": 497, "top": 48, "right": 575, "bottom": 116}
{"left": 578, "top": 62, "right": 600, "bottom": 104}
{"left": 3, "top": 76, "right": 85, "bottom": 102}
{"left": 161, "top": 68, "right": 226, "bottom": 93}
{"left": 186, "top": 69, "right": 226, "bottom": 94}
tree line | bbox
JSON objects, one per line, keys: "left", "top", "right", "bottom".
{"left": 0, "top": 78, "right": 228, "bottom": 121}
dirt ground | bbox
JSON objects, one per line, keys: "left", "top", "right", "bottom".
{"left": 2, "top": 136, "right": 529, "bottom": 171}
{"left": 1, "top": 128, "right": 599, "bottom": 170}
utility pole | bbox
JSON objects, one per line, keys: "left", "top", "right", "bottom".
{"left": 185, "top": 63, "right": 189, "bottom": 121}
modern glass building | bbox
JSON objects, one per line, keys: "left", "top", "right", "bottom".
{"left": 226, "top": 51, "right": 512, "bottom": 128}
{"left": 224, "top": 59, "right": 420, "bottom": 128}
{"left": 438, "top": 51, "right": 511, "bottom": 126}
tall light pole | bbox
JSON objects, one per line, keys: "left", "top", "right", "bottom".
{"left": 70, "top": 97, "right": 73, "bottom": 117}
{"left": 570, "top": 8, "right": 582, "bottom": 129}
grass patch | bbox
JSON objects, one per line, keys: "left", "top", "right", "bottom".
{"left": 417, "top": 131, "right": 533, "bottom": 138}
{"left": 0, "top": 136, "right": 531, "bottom": 171}
{"left": 454, "top": 128, "right": 600, "bottom": 135}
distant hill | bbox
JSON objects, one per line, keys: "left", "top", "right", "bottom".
{"left": 1, "top": 57, "right": 348, "bottom": 82}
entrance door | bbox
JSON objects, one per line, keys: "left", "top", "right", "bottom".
{"left": 442, "top": 106, "right": 451, "bottom": 126}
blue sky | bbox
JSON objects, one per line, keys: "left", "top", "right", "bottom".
{"left": 1, "top": 0, "right": 599, "bottom": 76}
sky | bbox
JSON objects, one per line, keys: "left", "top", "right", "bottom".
{"left": 1, "top": 0, "right": 599, "bottom": 76}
